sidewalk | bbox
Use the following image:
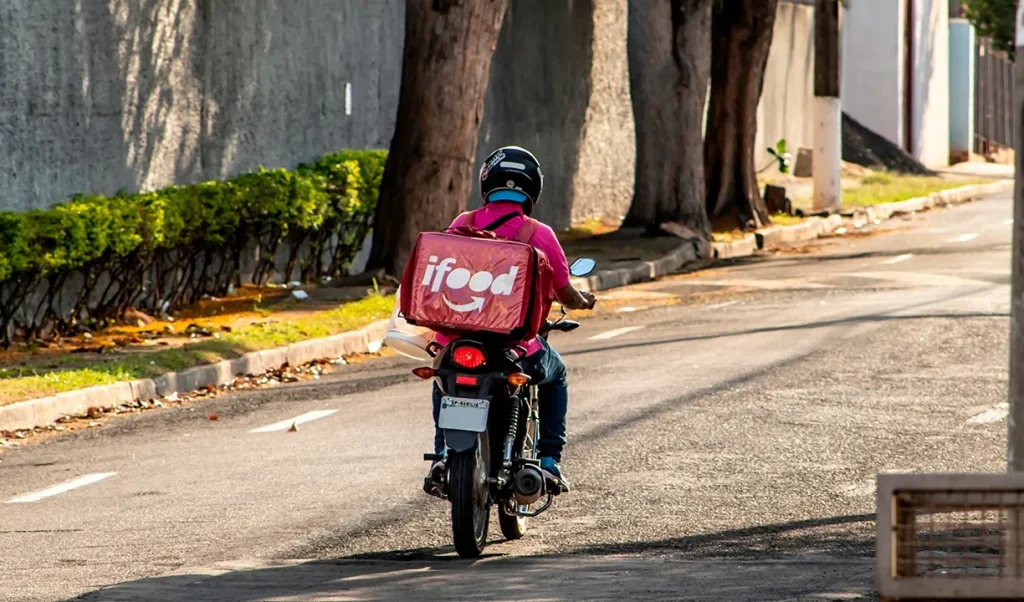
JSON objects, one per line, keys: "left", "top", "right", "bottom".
{"left": 0, "top": 177, "right": 1013, "bottom": 435}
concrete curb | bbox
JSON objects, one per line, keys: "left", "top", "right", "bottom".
{"left": 0, "top": 180, "right": 1012, "bottom": 433}
{"left": 569, "top": 240, "right": 702, "bottom": 292}
{"left": 0, "top": 320, "right": 391, "bottom": 432}
{"left": 711, "top": 180, "right": 1014, "bottom": 260}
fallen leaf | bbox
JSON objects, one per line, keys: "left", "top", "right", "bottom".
{"left": 288, "top": 423, "right": 299, "bottom": 432}
{"left": 208, "top": 413, "right": 219, "bottom": 421}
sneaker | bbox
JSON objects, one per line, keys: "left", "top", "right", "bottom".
{"left": 540, "top": 457, "right": 570, "bottom": 494}
{"left": 423, "top": 457, "right": 447, "bottom": 499}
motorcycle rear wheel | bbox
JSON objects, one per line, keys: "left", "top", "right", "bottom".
{"left": 499, "top": 405, "right": 536, "bottom": 540}
{"left": 449, "top": 436, "right": 490, "bottom": 558}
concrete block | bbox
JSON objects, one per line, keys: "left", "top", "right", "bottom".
{"left": 712, "top": 237, "right": 757, "bottom": 259}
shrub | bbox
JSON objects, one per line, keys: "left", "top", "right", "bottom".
{"left": 0, "top": 149, "right": 387, "bottom": 345}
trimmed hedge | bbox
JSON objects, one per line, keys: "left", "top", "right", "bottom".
{"left": 0, "top": 149, "right": 387, "bottom": 344}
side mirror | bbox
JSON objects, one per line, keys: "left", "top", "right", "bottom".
{"left": 569, "top": 257, "right": 596, "bottom": 277}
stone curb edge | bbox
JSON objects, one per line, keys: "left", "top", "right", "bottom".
{"left": 709, "top": 180, "right": 1014, "bottom": 260}
{"left": 0, "top": 180, "right": 1011, "bottom": 432}
{"left": 0, "top": 321, "right": 392, "bottom": 432}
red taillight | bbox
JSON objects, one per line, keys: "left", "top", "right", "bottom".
{"left": 456, "top": 374, "right": 479, "bottom": 386}
{"left": 452, "top": 346, "right": 485, "bottom": 369}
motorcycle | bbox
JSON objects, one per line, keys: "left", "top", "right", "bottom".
{"left": 411, "top": 257, "right": 597, "bottom": 558}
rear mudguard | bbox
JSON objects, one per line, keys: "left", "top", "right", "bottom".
{"left": 444, "top": 430, "right": 479, "bottom": 454}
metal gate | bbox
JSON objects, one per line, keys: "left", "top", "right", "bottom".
{"left": 973, "top": 36, "right": 1015, "bottom": 155}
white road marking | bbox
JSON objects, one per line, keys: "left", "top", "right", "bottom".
{"left": 840, "top": 481, "right": 876, "bottom": 498}
{"left": 881, "top": 253, "right": 913, "bottom": 265}
{"left": 946, "top": 233, "right": 978, "bottom": 243}
{"left": 843, "top": 271, "right": 992, "bottom": 288}
{"left": 6, "top": 472, "right": 117, "bottom": 504}
{"left": 968, "top": 403, "right": 1009, "bottom": 425}
{"left": 250, "top": 409, "right": 338, "bottom": 433}
{"left": 707, "top": 300, "right": 740, "bottom": 309}
{"left": 689, "top": 278, "right": 832, "bottom": 290}
{"left": 588, "top": 326, "right": 645, "bottom": 341}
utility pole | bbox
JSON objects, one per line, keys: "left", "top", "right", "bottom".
{"left": 1010, "top": 0, "right": 1024, "bottom": 471}
{"left": 813, "top": 0, "right": 842, "bottom": 212}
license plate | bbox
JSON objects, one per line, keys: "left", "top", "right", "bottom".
{"left": 439, "top": 397, "right": 490, "bottom": 432}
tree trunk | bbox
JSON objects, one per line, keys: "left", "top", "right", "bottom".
{"left": 623, "top": 0, "right": 713, "bottom": 238}
{"left": 367, "top": 0, "right": 509, "bottom": 276}
{"left": 704, "top": 0, "right": 778, "bottom": 230}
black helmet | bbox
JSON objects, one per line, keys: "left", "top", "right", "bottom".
{"left": 479, "top": 146, "right": 544, "bottom": 215}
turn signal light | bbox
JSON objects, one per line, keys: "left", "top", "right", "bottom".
{"left": 412, "top": 367, "right": 435, "bottom": 379}
{"left": 507, "top": 373, "right": 530, "bottom": 386}
{"left": 452, "top": 346, "right": 486, "bottom": 369}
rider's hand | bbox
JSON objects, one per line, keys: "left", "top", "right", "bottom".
{"left": 581, "top": 291, "right": 596, "bottom": 310}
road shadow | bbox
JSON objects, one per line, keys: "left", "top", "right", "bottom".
{"left": 69, "top": 513, "right": 877, "bottom": 602}
{"left": 563, "top": 309, "right": 1007, "bottom": 361}
{"left": 708, "top": 241, "right": 1011, "bottom": 272}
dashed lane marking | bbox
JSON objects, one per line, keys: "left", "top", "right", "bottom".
{"left": 881, "top": 253, "right": 913, "bottom": 265}
{"left": 250, "top": 410, "right": 338, "bottom": 433}
{"left": 588, "top": 326, "right": 645, "bottom": 341}
{"left": 6, "top": 472, "right": 117, "bottom": 504}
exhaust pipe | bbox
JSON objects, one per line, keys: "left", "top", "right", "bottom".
{"left": 513, "top": 465, "right": 545, "bottom": 504}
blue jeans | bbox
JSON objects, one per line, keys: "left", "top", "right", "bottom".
{"left": 432, "top": 338, "right": 569, "bottom": 462}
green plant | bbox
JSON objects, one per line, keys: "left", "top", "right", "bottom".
{"left": 961, "top": 0, "right": 1016, "bottom": 59}
{"left": 760, "top": 139, "right": 791, "bottom": 175}
{"left": 860, "top": 172, "right": 893, "bottom": 186}
{"left": 0, "top": 149, "right": 388, "bottom": 346}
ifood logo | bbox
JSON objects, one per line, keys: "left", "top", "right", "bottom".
{"left": 421, "top": 255, "right": 518, "bottom": 313}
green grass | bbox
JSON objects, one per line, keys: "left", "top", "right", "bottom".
{"left": 0, "top": 293, "right": 395, "bottom": 407}
{"left": 769, "top": 213, "right": 805, "bottom": 226}
{"left": 842, "top": 174, "right": 992, "bottom": 208}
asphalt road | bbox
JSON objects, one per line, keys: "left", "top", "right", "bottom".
{"left": 0, "top": 192, "right": 1014, "bottom": 602}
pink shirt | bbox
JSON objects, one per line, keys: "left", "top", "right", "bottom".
{"left": 433, "top": 202, "right": 570, "bottom": 356}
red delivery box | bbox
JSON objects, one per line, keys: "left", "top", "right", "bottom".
{"left": 400, "top": 231, "right": 552, "bottom": 340}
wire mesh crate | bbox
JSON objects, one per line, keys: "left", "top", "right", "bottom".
{"left": 877, "top": 473, "right": 1024, "bottom": 600}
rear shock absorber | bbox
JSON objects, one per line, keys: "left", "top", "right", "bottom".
{"left": 502, "top": 394, "right": 520, "bottom": 469}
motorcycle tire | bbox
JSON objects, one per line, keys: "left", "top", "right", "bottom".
{"left": 449, "top": 437, "right": 490, "bottom": 558}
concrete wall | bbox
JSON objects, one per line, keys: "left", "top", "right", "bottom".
{"left": 948, "top": 19, "right": 975, "bottom": 157}
{"left": 842, "top": 0, "right": 950, "bottom": 167}
{"left": 755, "top": 2, "right": 815, "bottom": 167}
{"left": 911, "top": 0, "right": 950, "bottom": 167}
{"left": 0, "top": 0, "right": 403, "bottom": 212}
{"left": 473, "top": 0, "right": 634, "bottom": 230}
{"left": 842, "top": 0, "right": 906, "bottom": 148}
{"left": 1, "top": 0, "right": 633, "bottom": 231}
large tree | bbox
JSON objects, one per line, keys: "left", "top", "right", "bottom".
{"left": 704, "top": 0, "right": 779, "bottom": 230}
{"left": 368, "top": 0, "right": 509, "bottom": 276}
{"left": 623, "top": 0, "right": 714, "bottom": 239}
{"left": 960, "top": 0, "right": 1015, "bottom": 58}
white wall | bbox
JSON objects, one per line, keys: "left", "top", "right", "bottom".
{"left": 912, "top": 0, "right": 950, "bottom": 166}
{"left": 755, "top": 2, "right": 815, "bottom": 164}
{"left": 842, "top": 0, "right": 950, "bottom": 167}
{"left": 842, "top": 0, "right": 905, "bottom": 149}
